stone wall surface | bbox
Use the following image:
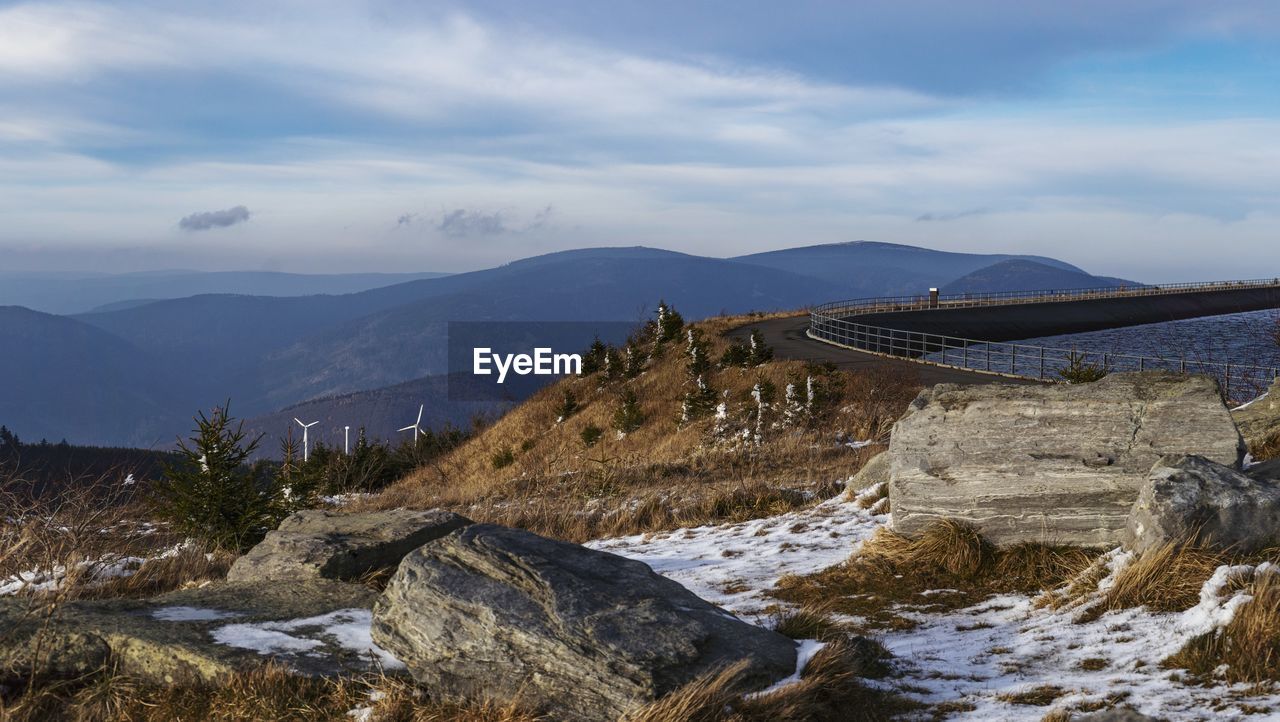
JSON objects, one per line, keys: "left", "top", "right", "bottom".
{"left": 888, "top": 372, "right": 1244, "bottom": 546}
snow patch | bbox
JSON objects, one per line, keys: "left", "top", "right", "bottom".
{"left": 211, "top": 608, "right": 404, "bottom": 670}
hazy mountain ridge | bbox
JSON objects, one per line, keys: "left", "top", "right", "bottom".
{"left": 941, "top": 259, "right": 1137, "bottom": 294}
{"left": 2, "top": 270, "right": 451, "bottom": 315}
{"left": 732, "top": 241, "right": 1086, "bottom": 296}
{"left": 1, "top": 243, "right": 1124, "bottom": 446}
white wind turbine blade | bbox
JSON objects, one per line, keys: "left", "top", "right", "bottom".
{"left": 415, "top": 404, "right": 424, "bottom": 426}
{"left": 398, "top": 425, "right": 415, "bottom": 432}
{"left": 294, "top": 418, "right": 304, "bottom": 426}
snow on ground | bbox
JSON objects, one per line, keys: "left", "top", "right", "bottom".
{"left": 0, "top": 542, "right": 193, "bottom": 596}
{"left": 211, "top": 608, "right": 405, "bottom": 670}
{"left": 590, "top": 490, "right": 1280, "bottom": 720}
{"left": 587, "top": 493, "right": 884, "bottom": 620}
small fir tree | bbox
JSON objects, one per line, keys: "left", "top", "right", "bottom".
{"left": 556, "top": 389, "right": 580, "bottom": 422}
{"left": 686, "top": 328, "right": 712, "bottom": 378}
{"left": 152, "top": 402, "right": 279, "bottom": 552}
{"left": 622, "top": 343, "right": 645, "bottom": 378}
{"left": 580, "top": 423, "right": 604, "bottom": 447}
{"left": 612, "top": 389, "right": 645, "bottom": 434}
{"left": 680, "top": 375, "right": 719, "bottom": 423}
{"left": 747, "top": 329, "right": 774, "bottom": 366}
{"left": 581, "top": 337, "right": 608, "bottom": 374}
{"left": 656, "top": 300, "right": 685, "bottom": 343}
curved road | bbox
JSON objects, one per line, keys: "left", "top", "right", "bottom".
{"left": 727, "top": 315, "right": 1042, "bottom": 387}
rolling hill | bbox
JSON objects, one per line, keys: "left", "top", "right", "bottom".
{"left": 940, "top": 259, "right": 1136, "bottom": 294}
{"left": 732, "top": 241, "right": 1087, "bottom": 297}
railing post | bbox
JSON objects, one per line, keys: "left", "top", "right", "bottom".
{"left": 1039, "top": 347, "right": 1045, "bottom": 379}
{"left": 1011, "top": 346, "right": 1016, "bottom": 375}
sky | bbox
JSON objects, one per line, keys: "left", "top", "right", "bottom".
{"left": 2, "top": 1, "right": 1280, "bottom": 281}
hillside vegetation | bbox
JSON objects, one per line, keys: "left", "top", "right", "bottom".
{"left": 362, "top": 307, "right": 921, "bottom": 541}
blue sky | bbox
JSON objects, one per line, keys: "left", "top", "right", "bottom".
{"left": 2, "top": 0, "right": 1279, "bottom": 280}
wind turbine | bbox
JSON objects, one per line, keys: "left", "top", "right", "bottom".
{"left": 294, "top": 418, "right": 319, "bottom": 461}
{"left": 399, "top": 404, "right": 425, "bottom": 446}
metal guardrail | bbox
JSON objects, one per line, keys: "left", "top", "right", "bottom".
{"left": 808, "top": 279, "right": 1280, "bottom": 401}
{"left": 814, "top": 278, "right": 1280, "bottom": 318}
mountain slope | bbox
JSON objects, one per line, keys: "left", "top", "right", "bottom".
{"left": 0, "top": 307, "right": 181, "bottom": 446}
{"left": 941, "top": 260, "right": 1136, "bottom": 294}
{"left": 732, "top": 241, "right": 1087, "bottom": 297}
{"left": 241, "top": 375, "right": 507, "bottom": 455}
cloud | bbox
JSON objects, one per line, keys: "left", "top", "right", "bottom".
{"left": 916, "top": 208, "right": 991, "bottom": 222}
{"left": 178, "top": 205, "right": 251, "bottom": 231}
{"left": 437, "top": 209, "right": 506, "bottom": 237}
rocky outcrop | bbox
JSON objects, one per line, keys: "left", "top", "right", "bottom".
{"left": 372, "top": 523, "right": 797, "bottom": 722}
{"left": 2, "top": 580, "right": 389, "bottom": 686}
{"left": 846, "top": 450, "right": 889, "bottom": 496}
{"left": 889, "top": 372, "right": 1244, "bottom": 546}
{"left": 1125, "top": 455, "right": 1280, "bottom": 554}
{"left": 227, "top": 509, "right": 471, "bottom": 583}
{"left": 1233, "top": 377, "right": 1280, "bottom": 452}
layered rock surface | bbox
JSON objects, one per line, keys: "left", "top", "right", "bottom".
{"left": 889, "top": 372, "right": 1244, "bottom": 546}
{"left": 227, "top": 508, "right": 471, "bottom": 583}
{"left": 371, "top": 523, "right": 797, "bottom": 722}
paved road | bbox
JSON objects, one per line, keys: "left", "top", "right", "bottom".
{"left": 727, "top": 315, "right": 1042, "bottom": 387}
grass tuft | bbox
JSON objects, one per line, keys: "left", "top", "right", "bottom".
{"left": 774, "top": 520, "right": 1097, "bottom": 631}
{"left": 1165, "top": 568, "right": 1280, "bottom": 683}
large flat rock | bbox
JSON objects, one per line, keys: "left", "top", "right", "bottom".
{"left": 1, "top": 579, "right": 397, "bottom": 686}
{"left": 889, "top": 372, "right": 1244, "bottom": 546}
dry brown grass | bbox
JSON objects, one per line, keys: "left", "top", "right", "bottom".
{"left": 357, "top": 313, "right": 920, "bottom": 542}
{"left": 0, "top": 471, "right": 229, "bottom": 604}
{"left": 1055, "top": 543, "right": 1232, "bottom": 622}
{"left": 773, "top": 520, "right": 1097, "bottom": 631}
{"left": 1251, "top": 431, "right": 1280, "bottom": 462}
{"left": 1165, "top": 568, "right": 1280, "bottom": 684}
{"left": 0, "top": 664, "right": 545, "bottom": 722}
{"left": 2, "top": 643, "right": 907, "bottom": 722}
{"left": 625, "top": 639, "right": 911, "bottom": 722}
{"left": 994, "top": 685, "right": 1066, "bottom": 707}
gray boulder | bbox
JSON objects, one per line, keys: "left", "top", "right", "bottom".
{"left": 227, "top": 508, "right": 471, "bottom": 583}
{"left": 889, "top": 372, "right": 1244, "bottom": 547}
{"left": 372, "top": 523, "right": 797, "bottom": 722}
{"left": 1125, "top": 455, "right": 1280, "bottom": 554}
{"left": 1232, "top": 377, "right": 1280, "bottom": 452}
{"left": 846, "top": 450, "right": 889, "bottom": 497}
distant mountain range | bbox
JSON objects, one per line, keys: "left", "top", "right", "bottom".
{"left": 0, "top": 242, "right": 1129, "bottom": 448}
{"left": 0, "top": 270, "right": 450, "bottom": 315}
